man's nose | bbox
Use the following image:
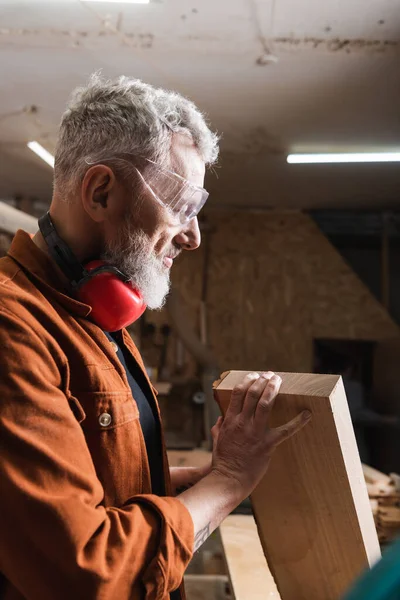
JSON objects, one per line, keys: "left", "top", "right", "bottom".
{"left": 174, "top": 217, "right": 201, "bottom": 250}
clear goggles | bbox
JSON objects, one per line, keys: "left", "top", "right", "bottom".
{"left": 136, "top": 159, "right": 209, "bottom": 225}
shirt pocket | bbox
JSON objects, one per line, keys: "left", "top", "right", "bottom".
{"left": 72, "top": 391, "right": 147, "bottom": 506}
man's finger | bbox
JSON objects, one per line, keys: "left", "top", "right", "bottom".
{"left": 253, "top": 374, "right": 282, "bottom": 426}
{"left": 227, "top": 372, "right": 260, "bottom": 417}
{"left": 242, "top": 372, "right": 274, "bottom": 418}
{"left": 269, "top": 410, "right": 312, "bottom": 447}
{"left": 211, "top": 416, "right": 223, "bottom": 443}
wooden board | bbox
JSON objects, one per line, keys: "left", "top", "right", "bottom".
{"left": 219, "top": 515, "right": 281, "bottom": 600}
{"left": 214, "top": 371, "right": 381, "bottom": 600}
{"left": 167, "top": 450, "right": 212, "bottom": 469}
{"left": 362, "top": 464, "right": 392, "bottom": 487}
{"left": 184, "top": 575, "right": 229, "bottom": 600}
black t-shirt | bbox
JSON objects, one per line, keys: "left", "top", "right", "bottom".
{"left": 105, "top": 331, "right": 164, "bottom": 496}
{"left": 104, "top": 332, "right": 181, "bottom": 599}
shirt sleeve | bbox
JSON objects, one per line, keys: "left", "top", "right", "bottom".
{"left": 0, "top": 308, "right": 194, "bottom": 600}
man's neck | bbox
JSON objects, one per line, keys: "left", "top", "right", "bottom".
{"left": 36, "top": 201, "right": 103, "bottom": 264}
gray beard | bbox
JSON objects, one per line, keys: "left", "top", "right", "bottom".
{"left": 102, "top": 228, "right": 170, "bottom": 310}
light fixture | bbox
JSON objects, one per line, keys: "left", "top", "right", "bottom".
{"left": 82, "top": 0, "right": 149, "bottom": 3}
{"left": 287, "top": 152, "right": 400, "bottom": 164}
{"left": 27, "top": 141, "right": 55, "bottom": 168}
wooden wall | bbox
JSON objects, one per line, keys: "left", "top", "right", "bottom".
{"left": 163, "top": 210, "right": 399, "bottom": 374}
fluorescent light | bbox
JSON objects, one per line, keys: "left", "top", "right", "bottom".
{"left": 82, "top": 0, "right": 149, "bottom": 3}
{"left": 27, "top": 141, "right": 55, "bottom": 168}
{"left": 287, "top": 152, "right": 400, "bottom": 164}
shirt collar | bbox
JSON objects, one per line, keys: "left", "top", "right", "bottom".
{"left": 8, "top": 229, "right": 92, "bottom": 318}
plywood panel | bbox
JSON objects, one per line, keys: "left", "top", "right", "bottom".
{"left": 219, "top": 515, "right": 281, "bottom": 600}
{"left": 214, "top": 371, "right": 381, "bottom": 600}
{"left": 169, "top": 211, "right": 398, "bottom": 375}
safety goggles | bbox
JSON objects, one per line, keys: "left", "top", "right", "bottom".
{"left": 136, "top": 159, "right": 209, "bottom": 225}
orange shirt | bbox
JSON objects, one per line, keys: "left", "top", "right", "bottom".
{"left": 0, "top": 230, "right": 194, "bottom": 599}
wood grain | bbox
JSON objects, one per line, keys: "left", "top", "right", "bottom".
{"left": 214, "top": 371, "right": 381, "bottom": 600}
{"left": 219, "top": 515, "right": 281, "bottom": 600}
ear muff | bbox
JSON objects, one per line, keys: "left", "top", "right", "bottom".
{"left": 38, "top": 212, "right": 146, "bottom": 332}
{"left": 76, "top": 260, "right": 146, "bottom": 332}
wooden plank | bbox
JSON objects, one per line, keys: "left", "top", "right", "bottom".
{"left": 184, "top": 574, "right": 229, "bottom": 600}
{"left": 363, "top": 464, "right": 393, "bottom": 496}
{"left": 167, "top": 450, "right": 211, "bottom": 469}
{"left": 362, "top": 463, "right": 392, "bottom": 487}
{"left": 214, "top": 371, "right": 381, "bottom": 600}
{"left": 366, "top": 481, "right": 394, "bottom": 497}
{"left": 219, "top": 515, "right": 281, "bottom": 600}
{"left": 378, "top": 506, "right": 400, "bottom": 524}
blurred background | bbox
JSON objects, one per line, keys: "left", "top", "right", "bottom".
{"left": 2, "top": 1, "right": 400, "bottom": 595}
{"left": 1, "top": 3, "right": 400, "bottom": 571}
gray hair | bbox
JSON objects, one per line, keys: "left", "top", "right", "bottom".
{"left": 54, "top": 73, "right": 219, "bottom": 197}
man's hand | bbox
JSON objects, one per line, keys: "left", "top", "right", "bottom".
{"left": 211, "top": 371, "right": 311, "bottom": 498}
{"left": 177, "top": 371, "right": 312, "bottom": 551}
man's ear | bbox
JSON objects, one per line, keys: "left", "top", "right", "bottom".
{"left": 81, "top": 165, "right": 116, "bottom": 223}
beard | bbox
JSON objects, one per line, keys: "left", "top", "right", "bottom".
{"left": 101, "top": 225, "right": 171, "bottom": 310}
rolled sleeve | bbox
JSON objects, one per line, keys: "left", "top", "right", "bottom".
{"left": 132, "top": 495, "right": 194, "bottom": 599}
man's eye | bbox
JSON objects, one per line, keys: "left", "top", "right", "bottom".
{"left": 183, "top": 203, "right": 196, "bottom": 219}
{"left": 174, "top": 203, "right": 196, "bottom": 225}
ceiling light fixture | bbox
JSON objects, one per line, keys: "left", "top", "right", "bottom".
{"left": 82, "top": 0, "right": 150, "bottom": 4}
{"left": 287, "top": 152, "right": 400, "bottom": 164}
{"left": 27, "top": 141, "right": 55, "bottom": 168}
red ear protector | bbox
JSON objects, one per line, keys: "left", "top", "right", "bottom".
{"left": 38, "top": 212, "right": 146, "bottom": 332}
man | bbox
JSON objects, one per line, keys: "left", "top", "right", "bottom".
{"left": 0, "top": 74, "right": 311, "bottom": 599}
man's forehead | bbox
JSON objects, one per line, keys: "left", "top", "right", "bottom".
{"left": 169, "top": 133, "right": 205, "bottom": 180}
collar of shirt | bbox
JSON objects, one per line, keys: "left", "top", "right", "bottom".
{"left": 7, "top": 229, "right": 92, "bottom": 319}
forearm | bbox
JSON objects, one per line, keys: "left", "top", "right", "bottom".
{"left": 176, "top": 470, "right": 242, "bottom": 551}
{"left": 169, "top": 463, "right": 211, "bottom": 495}
{"left": 170, "top": 466, "right": 203, "bottom": 495}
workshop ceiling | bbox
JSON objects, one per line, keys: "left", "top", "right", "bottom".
{"left": 0, "top": 0, "right": 400, "bottom": 210}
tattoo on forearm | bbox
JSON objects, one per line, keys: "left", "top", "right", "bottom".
{"left": 194, "top": 523, "right": 210, "bottom": 551}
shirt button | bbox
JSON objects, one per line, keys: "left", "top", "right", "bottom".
{"left": 99, "top": 412, "right": 112, "bottom": 427}
{"left": 110, "top": 341, "right": 118, "bottom": 353}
